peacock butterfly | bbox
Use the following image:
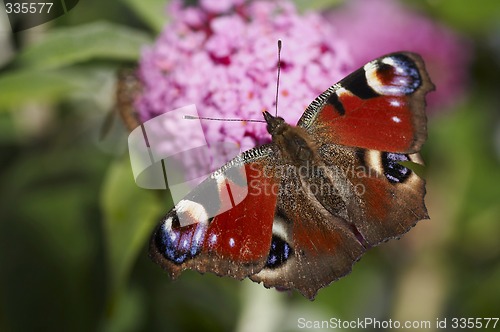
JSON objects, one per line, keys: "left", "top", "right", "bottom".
{"left": 149, "top": 51, "right": 434, "bottom": 300}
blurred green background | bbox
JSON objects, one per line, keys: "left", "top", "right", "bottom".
{"left": 1, "top": 0, "right": 499, "bottom": 331}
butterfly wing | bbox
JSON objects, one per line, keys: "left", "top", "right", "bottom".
{"left": 116, "top": 69, "right": 142, "bottom": 131}
{"left": 150, "top": 145, "right": 280, "bottom": 279}
{"left": 319, "top": 144, "right": 428, "bottom": 246}
{"left": 298, "top": 52, "right": 434, "bottom": 153}
{"left": 294, "top": 52, "right": 432, "bottom": 244}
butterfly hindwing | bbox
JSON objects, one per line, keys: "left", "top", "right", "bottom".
{"left": 248, "top": 144, "right": 428, "bottom": 300}
{"left": 250, "top": 161, "right": 366, "bottom": 299}
{"left": 317, "top": 144, "right": 428, "bottom": 247}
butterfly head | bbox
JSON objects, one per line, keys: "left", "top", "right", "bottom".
{"left": 263, "top": 111, "right": 287, "bottom": 136}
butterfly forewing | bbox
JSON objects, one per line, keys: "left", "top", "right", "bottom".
{"left": 298, "top": 52, "right": 434, "bottom": 153}
{"left": 150, "top": 146, "right": 280, "bottom": 279}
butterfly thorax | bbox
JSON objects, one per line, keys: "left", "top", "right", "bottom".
{"left": 263, "top": 111, "right": 316, "bottom": 166}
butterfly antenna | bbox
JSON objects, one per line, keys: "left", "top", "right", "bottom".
{"left": 275, "top": 40, "right": 282, "bottom": 117}
{"left": 185, "top": 40, "right": 282, "bottom": 123}
{"left": 184, "top": 115, "right": 265, "bottom": 123}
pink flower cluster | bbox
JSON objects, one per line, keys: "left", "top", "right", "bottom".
{"left": 135, "top": 0, "right": 470, "bottom": 179}
{"left": 136, "top": 0, "right": 353, "bottom": 157}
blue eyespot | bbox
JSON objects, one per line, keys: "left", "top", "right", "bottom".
{"left": 266, "top": 236, "right": 293, "bottom": 269}
{"left": 390, "top": 54, "right": 421, "bottom": 94}
{"left": 382, "top": 152, "right": 411, "bottom": 183}
{"left": 155, "top": 214, "right": 207, "bottom": 264}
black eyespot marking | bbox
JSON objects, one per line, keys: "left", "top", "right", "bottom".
{"left": 382, "top": 152, "right": 412, "bottom": 184}
{"left": 377, "top": 62, "right": 393, "bottom": 74}
{"left": 342, "top": 67, "right": 379, "bottom": 99}
{"left": 155, "top": 214, "right": 206, "bottom": 264}
{"left": 326, "top": 92, "right": 345, "bottom": 115}
{"left": 356, "top": 149, "right": 367, "bottom": 169}
{"left": 265, "top": 235, "right": 293, "bottom": 269}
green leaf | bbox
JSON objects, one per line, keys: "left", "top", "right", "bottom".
{"left": 0, "top": 112, "right": 16, "bottom": 142}
{"left": 400, "top": 160, "right": 426, "bottom": 179}
{"left": 17, "top": 21, "right": 152, "bottom": 70}
{"left": 101, "top": 286, "right": 146, "bottom": 332}
{"left": 0, "top": 70, "right": 76, "bottom": 107}
{"left": 407, "top": 0, "right": 500, "bottom": 33}
{"left": 293, "top": 0, "right": 342, "bottom": 11}
{"left": 101, "top": 158, "right": 165, "bottom": 297}
{"left": 120, "top": 0, "right": 169, "bottom": 32}
{"left": 0, "top": 66, "right": 117, "bottom": 108}
{"left": 0, "top": 138, "right": 112, "bottom": 331}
